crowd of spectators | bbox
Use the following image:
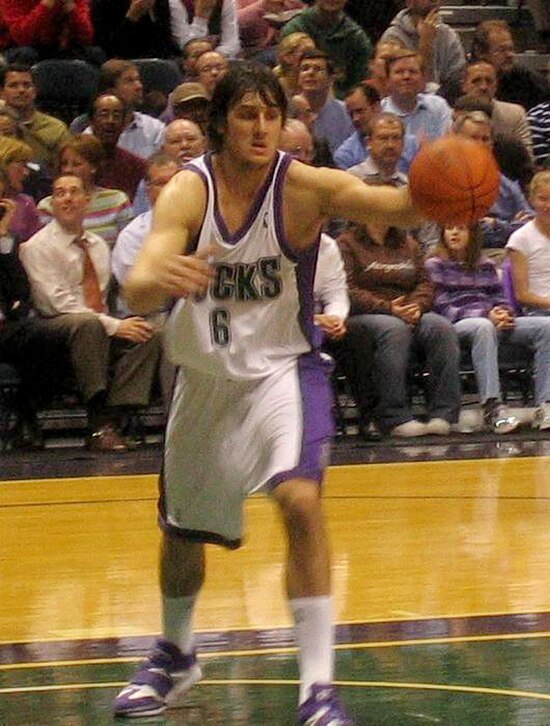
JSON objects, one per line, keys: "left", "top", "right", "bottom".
{"left": 0, "top": 0, "right": 550, "bottom": 449}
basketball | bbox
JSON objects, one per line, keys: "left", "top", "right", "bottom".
{"left": 408, "top": 136, "right": 500, "bottom": 226}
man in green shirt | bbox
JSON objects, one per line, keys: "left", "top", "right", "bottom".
{"left": 281, "top": 0, "right": 372, "bottom": 97}
{"left": 0, "top": 64, "right": 71, "bottom": 173}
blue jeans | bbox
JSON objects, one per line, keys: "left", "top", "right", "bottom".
{"left": 346, "top": 312, "right": 461, "bottom": 430}
{"left": 455, "top": 316, "right": 550, "bottom": 405}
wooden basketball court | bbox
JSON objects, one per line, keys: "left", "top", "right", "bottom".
{"left": 3, "top": 453, "right": 550, "bottom": 724}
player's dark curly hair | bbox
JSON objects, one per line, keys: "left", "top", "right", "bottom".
{"left": 207, "top": 62, "right": 287, "bottom": 153}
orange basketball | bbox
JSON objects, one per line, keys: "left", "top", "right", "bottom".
{"left": 408, "top": 136, "right": 500, "bottom": 226}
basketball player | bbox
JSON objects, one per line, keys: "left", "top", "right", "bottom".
{"left": 114, "top": 63, "right": 420, "bottom": 724}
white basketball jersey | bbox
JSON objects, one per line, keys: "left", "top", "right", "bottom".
{"left": 165, "top": 152, "right": 320, "bottom": 380}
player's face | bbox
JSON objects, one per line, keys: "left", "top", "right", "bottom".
{"left": 387, "top": 58, "right": 424, "bottom": 99}
{"left": 443, "top": 225, "right": 470, "bottom": 256}
{"left": 51, "top": 175, "right": 90, "bottom": 230}
{"left": 1, "top": 71, "right": 36, "bottom": 112}
{"left": 368, "top": 120, "right": 404, "bottom": 169}
{"left": 223, "top": 93, "right": 283, "bottom": 167}
{"left": 115, "top": 69, "right": 143, "bottom": 106}
{"left": 345, "top": 89, "right": 379, "bottom": 135}
{"left": 531, "top": 184, "right": 550, "bottom": 224}
{"left": 487, "top": 29, "right": 515, "bottom": 73}
{"left": 462, "top": 63, "right": 497, "bottom": 100}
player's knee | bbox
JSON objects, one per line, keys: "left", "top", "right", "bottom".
{"left": 275, "top": 482, "right": 323, "bottom": 535}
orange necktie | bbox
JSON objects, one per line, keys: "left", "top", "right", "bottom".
{"left": 74, "top": 236, "right": 105, "bottom": 314}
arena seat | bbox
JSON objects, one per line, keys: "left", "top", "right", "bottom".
{"left": 32, "top": 59, "right": 99, "bottom": 125}
{"left": 131, "top": 59, "right": 183, "bottom": 96}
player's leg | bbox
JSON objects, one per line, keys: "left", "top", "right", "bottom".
{"left": 113, "top": 536, "right": 205, "bottom": 718}
{"left": 273, "top": 478, "right": 354, "bottom": 725}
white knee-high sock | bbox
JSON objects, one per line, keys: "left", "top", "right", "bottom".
{"left": 290, "top": 595, "right": 334, "bottom": 704}
{"left": 162, "top": 595, "right": 197, "bottom": 655}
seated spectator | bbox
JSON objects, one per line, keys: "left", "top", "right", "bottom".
{"left": 454, "top": 111, "right": 533, "bottom": 249}
{"left": 0, "top": 64, "right": 71, "bottom": 173}
{"left": 528, "top": 61, "right": 550, "bottom": 169}
{"left": 279, "top": 118, "right": 314, "bottom": 164}
{"left": 364, "top": 38, "right": 404, "bottom": 99}
{"left": 37, "top": 135, "right": 133, "bottom": 249}
{"left": 195, "top": 50, "right": 229, "bottom": 99}
{"left": 313, "top": 233, "right": 349, "bottom": 343}
{"left": 284, "top": 104, "right": 333, "bottom": 166}
{"left": 426, "top": 224, "right": 540, "bottom": 433}
{"left": 454, "top": 94, "right": 534, "bottom": 193}
{"left": 0, "top": 215, "right": 70, "bottom": 449}
{"left": 132, "top": 118, "right": 207, "bottom": 214}
{"left": 0, "top": 0, "right": 104, "bottom": 65}
{"left": 180, "top": 37, "right": 214, "bottom": 80}
{"left": 280, "top": 0, "right": 372, "bottom": 96}
{"left": 507, "top": 171, "right": 550, "bottom": 321}
{"left": 461, "top": 60, "right": 534, "bottom": 160}
{"left": 0, "top": 139, "right": 41, "bottom": 243}
{"left": 380, "top": 0, "right": 465, "bottom": 102}
{"left": 295, "top": 49, "right": 353, "bottom": 154}
{"left": 348, "top": 112, "right": 437, "bottom": 251}
{"left": 273, "top": 31, "right": 315, "bottom": 98}
{"left": 345, "top": 0, "right": 403, "bottom": 45}
{"left": 470, "top": 19, "right": 548, "bottom": 111}
{"left": 381, "top": 49, "right": 452, "bottom": 143}
{"left": 335, "top": 83, "right": 419, "bottom": 173}
{"left": 238, "top": 0, "right": 304, "bottom": 64}
{"left": 172, "top": 0, "right": 240, "bottom": 59}
{"left": 160, "top": 81, "right": 210, "bottom": 127}
{"left": 333, "top": 84, "right": 380, "bottom": 170}
{"left": 89, "top": 93, "right": 147, "bottom": 202}
{"left": 19, "top": 173, "right": 161, "bottom": 451}
{"left": 82, "top": 60, "right": 166, "bottom": 160}
{"left": 112, "top": 153, "right": 179, "bottom": 317}
{"left": 338, "top": 218, "right": 461, "bottom": 438}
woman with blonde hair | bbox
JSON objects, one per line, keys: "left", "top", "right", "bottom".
{"left": 37, "top": 134, "right": 132, "bottom": 248}
{"left": 0, "top": 137, "right": 41, "bottom": 244}
{"left": 273, "top": 31, "right": 315, "bottom": 96}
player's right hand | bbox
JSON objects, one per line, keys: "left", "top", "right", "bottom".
{"left": 159, "top": 248, "right": 216, "bottom": 299}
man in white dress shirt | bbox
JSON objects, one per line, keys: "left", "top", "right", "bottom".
{"left": 19, "top": 174, "right": 161, "bottom": 450}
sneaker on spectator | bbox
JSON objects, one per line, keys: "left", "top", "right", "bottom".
{"left": 483, "top": 401, "right": 521, "bottom": 434}
{"left": 298, "top": 683, "right": 355, "bottom": 725}
{"left": 390, "top": 420, "right": 427, "bottom": 438}
{"left": 425, "top": 418, "right": 451, "bottom": 436}
{"left": 533, "top": 403, "right": 550, "bottom": 431}
{"left": 113, "top": 638, "right": 202, "bottom": 718}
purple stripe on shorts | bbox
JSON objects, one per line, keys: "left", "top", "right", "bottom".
{"left": 268, "top": 352, "right": 335, "bottom": 489}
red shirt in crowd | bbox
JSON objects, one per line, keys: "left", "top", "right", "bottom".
{"left": 0, "top": 0, "right": 93, "bottom": 50}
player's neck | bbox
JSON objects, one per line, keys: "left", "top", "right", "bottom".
{"left": 214, "top": 151, "right": 276, "bottom": 198}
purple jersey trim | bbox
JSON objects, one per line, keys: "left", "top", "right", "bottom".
{"left": 273, "top": 153, "right": 320, "bottom": 348}
{"left": 157, "top": 468, "right": 241, "bottom": 550}
{"left": 204, "top": 151, "right": 280, "bottom": 246}
{"left": 268, "top": 352, "right": 334, "bottom": 490}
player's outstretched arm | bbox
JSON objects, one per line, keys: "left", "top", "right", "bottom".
{"left": 124, "top": 170, "right": 212, "bottom": 315}
{"left": 314, "top": 166, "right": 424, "bottom": 229}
